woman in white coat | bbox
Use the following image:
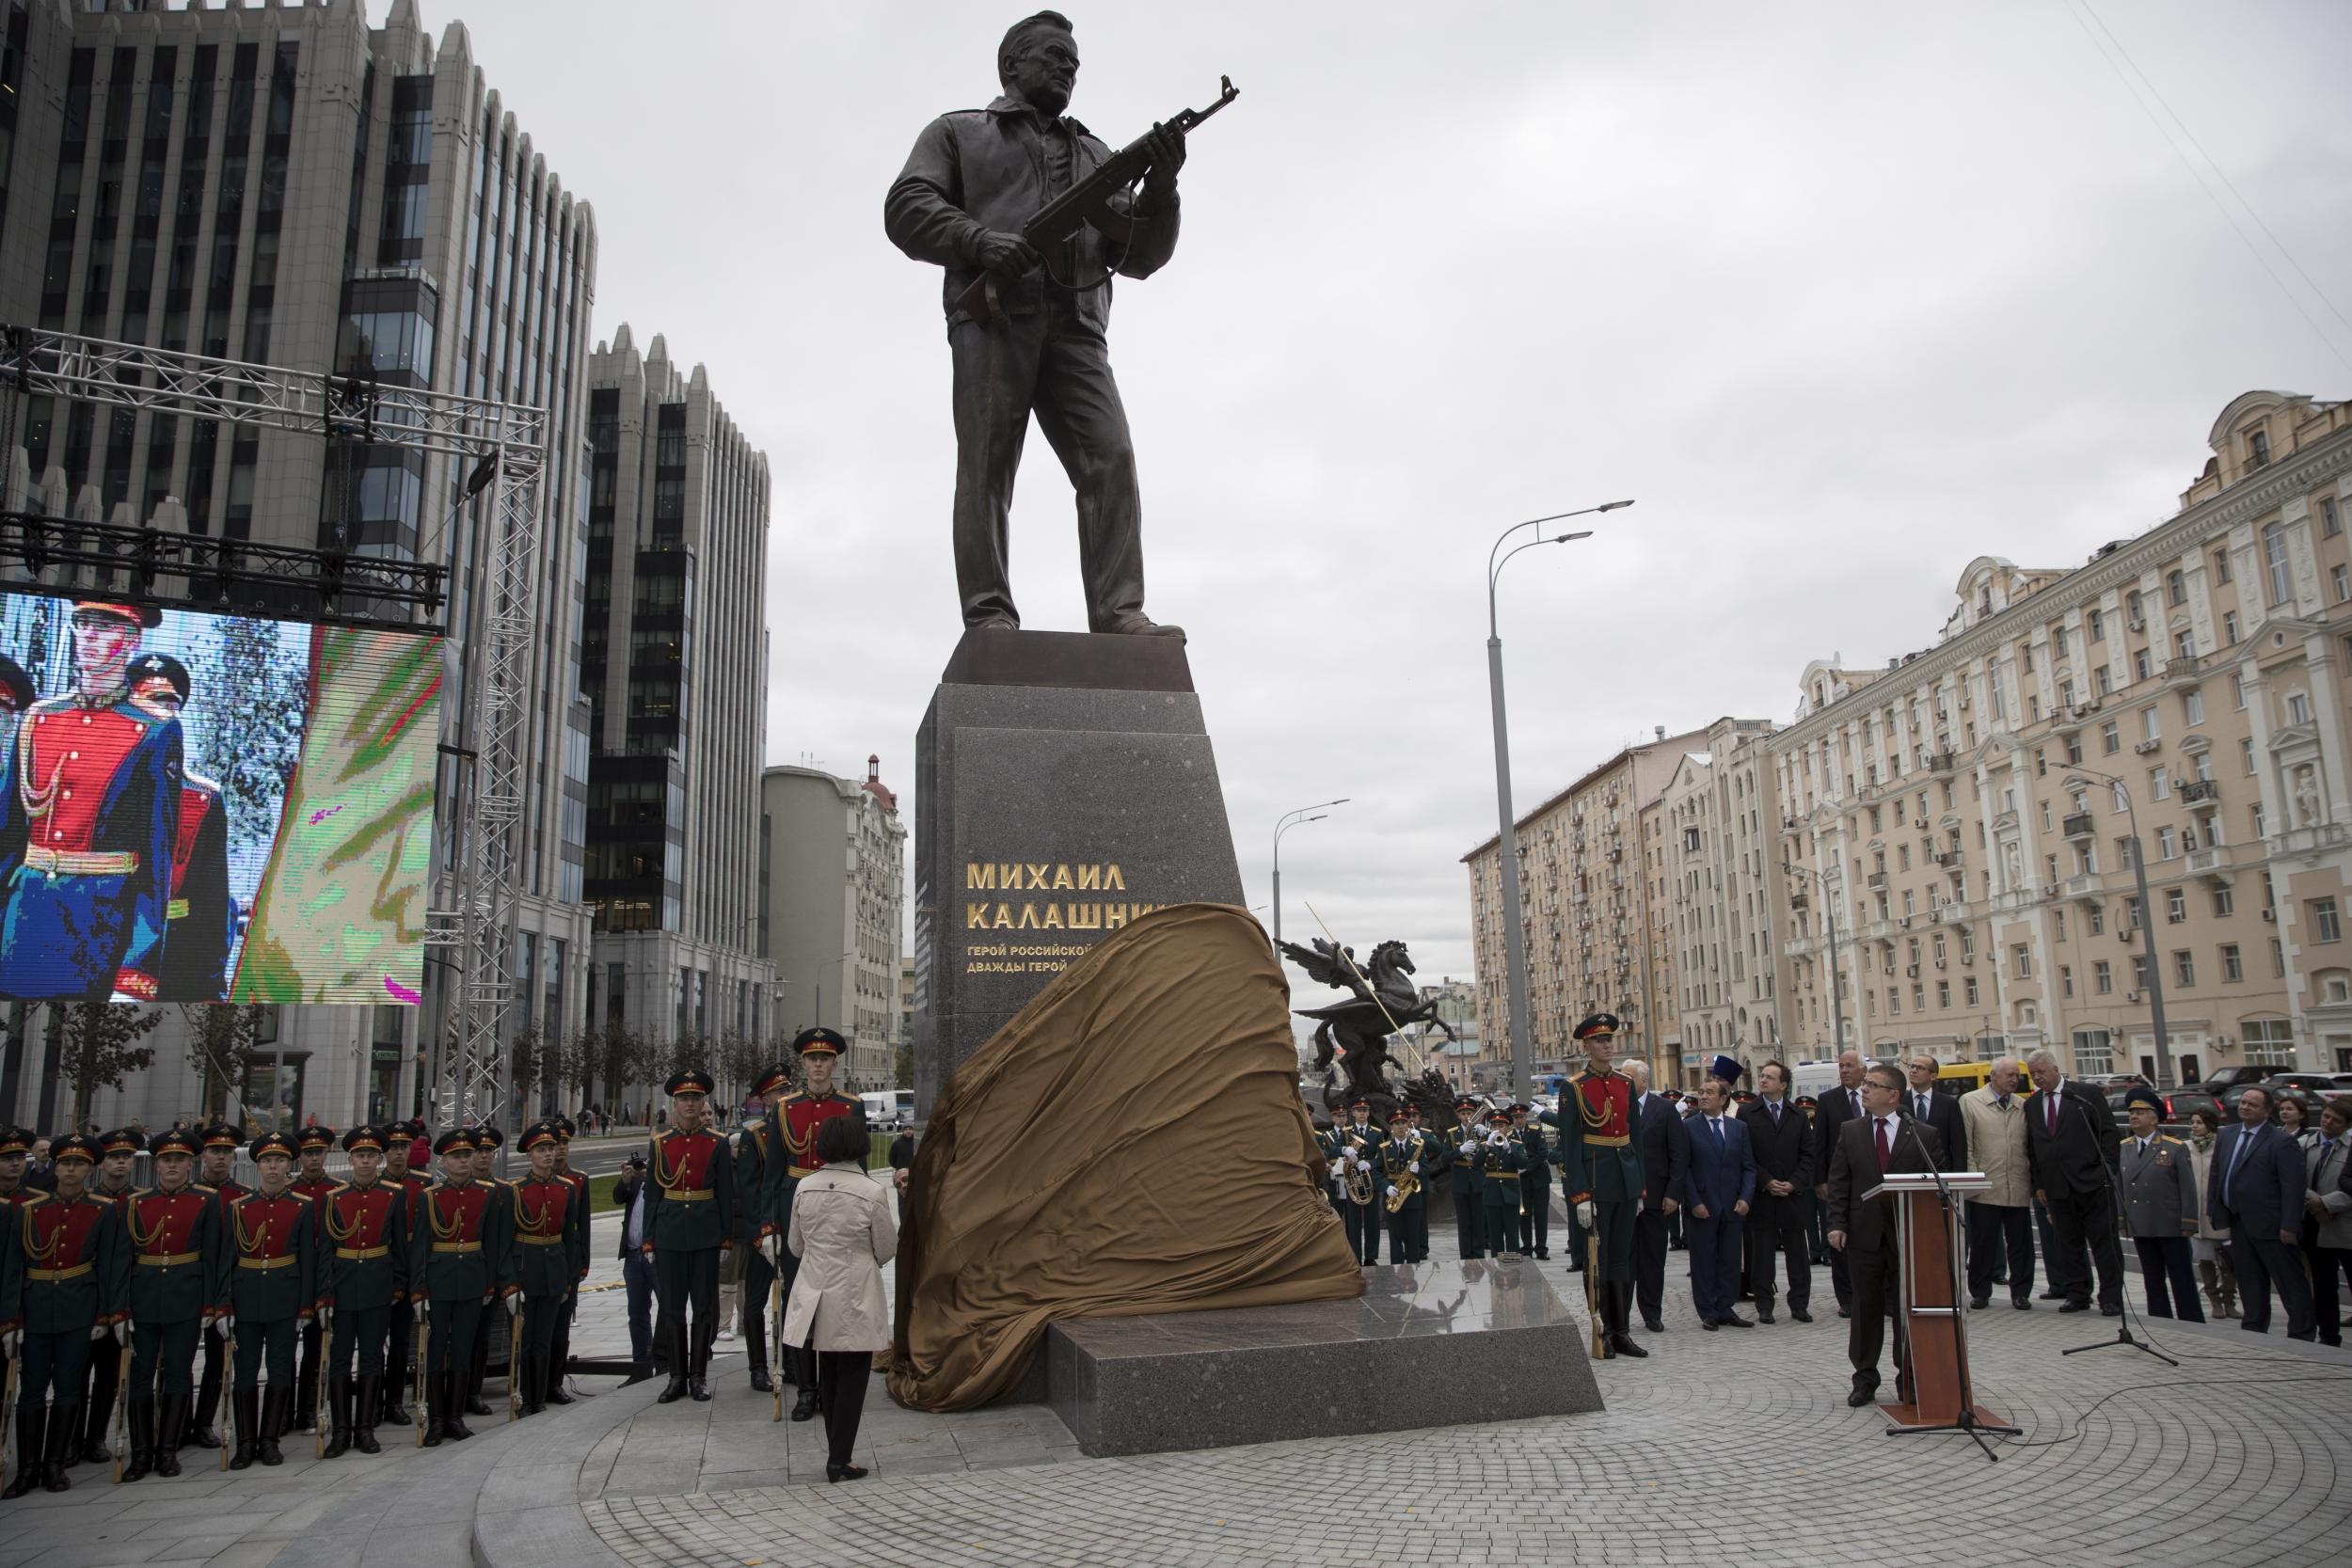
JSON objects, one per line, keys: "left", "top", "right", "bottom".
{"left": 784, "top": 1114, "right": 897, "bottom": 1482}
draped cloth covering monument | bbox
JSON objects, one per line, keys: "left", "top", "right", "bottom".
{"left": 888, "top": 904, "right": 1361, "bottom": 1412}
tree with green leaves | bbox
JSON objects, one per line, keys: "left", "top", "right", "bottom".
{"left": 61, "top": 1003, "right": 164, "bottom": 1129}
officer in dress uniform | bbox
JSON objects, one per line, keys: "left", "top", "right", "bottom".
{"left": 2117, "top": 1085, "right": 2203, "bottom": 1322}
{"left": 410, "top": 1128, "right": 514, "bottom": 1446}
{"left": 118, "top": 1127, "right": 215, "bottom": 1481}
{"left": 0, "top": 600, "right": 182, "bottom": 1003}
{"left": 507, "top": 1120, "right": 580, "bottom": 1417}
{"left": 76, "top": 1126, "right": 140, "bottom": 1466}
{"left": 1478, "top": 1110, "right": 1528, "bottom": 1252}
{"left": 1338, "top": 1097, "right": 1385, "bottom": 1265}
{"left": 0, "top": 1126, "right": 29, "bottom": 1464}
{"left": 1378, "top": 1106, "right": 1429, "bottom": 1264}
{"left": 1542, "top": 1013, "right": 1648, "bottom": 1360}
{"left": 460, "top": 1122, "right": 509, "bottom": 1418}
{"left": 122, "top": 653, "right": 234, "bottom": 1002}
{"left": 1797, "top": 1096, "right": 1831, "bottom": 1264}
{"left": 1439, "top": 1095, "right": 1488, "bottom": 1258}
{"left": 1515, "top": 1104, "right": 1555, "bottom": 1260}
{"left": 0, "top": 1133, "right": 125, "bottom": 1497}
{"left": 755, "top": 1028, "right": 863, "bottom": 1419}
{"left": 378, "top": 1120, "right": 428, "bottom": 1427}
{"left": 544, "top": 1117, "right": 589, "bottom": 1406}
{"left": 732, "top": 1065, "right": 792, "bottom": 1396}
{"left": 318, "top": 1124, "right": 407, "bottom": 1457}
{"left": 647, "top": 1069, "right": 735, "bottom": 1405}
{"left": 184, "top": 1123, "right": 246, "bottom": 1451}
{"left": 219, "top": 1132, "right": 317, "bottom": 1469}
{"left": 1313, "top": 1115, "right": 1348, "bottom": 1214}
{"left": 288, "top": 1123, "right": 339, "bottom": 1434}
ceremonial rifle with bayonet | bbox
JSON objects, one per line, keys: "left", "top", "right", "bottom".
{"left": 952, "top": 74, "right": 1239, "bottom": 325}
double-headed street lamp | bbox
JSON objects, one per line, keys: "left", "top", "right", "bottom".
{"left": 1486, "top": 499, "right": 1635, "bottom": 1102}
{"left": 2062, "top": 766, "right": 2176, "bottom": 1089}
{"left": 1272, "top": 799, "right": 1348, "bottom": 951}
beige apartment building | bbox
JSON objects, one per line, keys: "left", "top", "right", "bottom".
{"left": 1772, "top": 391, "right": 2352, "bottom": 1082}
{"left": 1661, "top": 718, "right": 1790, "bottom": 1087}
{"left": 1463, "top": 725, "right": 1715, "bottom": 1082}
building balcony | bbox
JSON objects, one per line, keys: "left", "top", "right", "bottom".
{"left": 1933, "top": 849, "right": 1963, "bottom": 868}
{"left": 1867, "top": 871, "right": 1889, "bottom": 889}
{"left": 2060, "top": 873, "right": 2102, "bottom": 900}
{"left": 2163, "top": 654, "right": 2205, "bottom": 687}
{"left": 2062, "top": 813, "right": 2094, "bottom": 839}
{"left": 2178, "top": 779, "right": 2221, "bottom": 807}
{"left": 1788, "top": 888, "right": 1810, "bottom": 911}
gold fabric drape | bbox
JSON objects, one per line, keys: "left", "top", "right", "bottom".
{"left": 887, "top": 902, "right": 1361, "bottom": 1412}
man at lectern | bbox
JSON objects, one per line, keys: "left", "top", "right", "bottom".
{"left": 1824, "top": 1062, "right": 1944, "bottom": 1409}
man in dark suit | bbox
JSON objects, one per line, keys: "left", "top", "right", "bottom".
{"left": 1684, "top": 1077, "right": 1756, "bottom": 1329}
{"left": 1740, "top": 1061, "right": 1816, "bottom": 1323}
{"left": 1812, "top": 1051, "right": 1869, "bottom": 1317}
{"left": 2207, "top": 1085, "right": 2317, "bottom": 1339}
{"left": 1825, "top": 1061, "right": 1944, "bottom": 1407}
{"left": 1628, "top": 1061, "right": 1688, "bottom": 1334}
{"left": 2023, "top": 1050, "right": 2124, "bottom": 1316}
{"left": 1901, "top": 1053, "right": 1969, "bottom": 1172}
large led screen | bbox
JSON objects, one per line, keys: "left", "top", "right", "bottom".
{"left": 0, "top": 591, "right": 440, "bottom": 1005}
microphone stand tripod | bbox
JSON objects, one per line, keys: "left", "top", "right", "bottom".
{"left": 1884, "top": 1115, "right": 2016, "bottom": 1463}
{"left": 2058, "top": 1093, "right": 2176, "bottom": 1368}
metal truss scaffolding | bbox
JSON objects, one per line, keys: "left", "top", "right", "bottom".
{"left": 1, "top": 325, "right": 545, "bottom": 1133}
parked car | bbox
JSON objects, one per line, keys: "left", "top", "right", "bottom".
{"left": 2192, "top": 1065, "right": 2275, "bottom": 1091}
{"left": 2329, "top": 1073, "right": 2352, "bottom": 1093}
{"left": 2266, "top": 1071, "right": 2343, "bottom": 1095}
{"left": 2214, "top": 1079, "right": 2325, "bottom": 1117}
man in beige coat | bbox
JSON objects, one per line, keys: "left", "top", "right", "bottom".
{"left": 1959, "top": 1058, "right": 2036, "bottom": 1311}
{"left": 782, "top": 1116, "right": 898, "bottom": 1482}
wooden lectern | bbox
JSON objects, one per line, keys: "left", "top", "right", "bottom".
{"left": 1862, "top": 1171, "right": 2017, "bottom": 1454}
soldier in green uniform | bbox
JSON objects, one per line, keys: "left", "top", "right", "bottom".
{"left": 118, "top": 1127, "right": 215, "bottom": 1481}
{"left": 1438, "top": 1095, "right": 1488, "bottom": 1258}
{"left": 1377, "top": 1106, "right": 1429, "bottom": 1264}
{"left": 506, "top": 1120, "right": 581, "bottom": 1416}
{"left": 1478, "top": 1111, "right": 1527, "bottom": 1252}
{"left": 219, "top": 1132, "right": 319, "bottom": 1468}
{"left": 544, "top": 1118, "right": 590, "bottom": 1405}
{"left": 646, "top": 1069, "right": 735, "bottom": 1404}
{"left": 184, "top": 1123, "right": 246, "bottom": 1451}
{"left": 755, "top": 1030, "right": 862, "bottom": 1417}
{"left": 1515, "top": 1104, "right": 1555, "bottom": 1259}
{"left": 1313, "top": 1115, "right": 1347, "bottom": 1213}
{"left": 76, "top": 1127, "right": 140, "bottom": 1466}
{"left": 0, "top": 1133, "right": 126, "bottom": 1497}
{"left": 317, "top": 1125, "right": 408, "bottom": 1456}
{"left": 288, "top": 1123, "right": 339, "bottom": 1435}
{"left": 732, "top": 1065, "right": 792, "bottom": 1394}
{"left": 409, "top": 1129, "right": 515, "bottom": 1446}
{"left": 1338, "top": 1098, "right": 1385, "bottom": 1264}
{"left": 1543, "top": 1013, "right": 1648, "bottom": 1360}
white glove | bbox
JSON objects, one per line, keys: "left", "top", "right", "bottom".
{"left": 412, "top": 1299, "right": 429, "bottom": 1323}
{"left": 113, "top": 1318, "right": 133, "bottom": 1345}
{"left": 1384, "top": 1185, "right": 1398, "bottom": 1199}
{"left": 0, "top": 1326, "right": 17, "bottom": 1356}
{"left": 317, "top": 1304, "right": 334, "bottom": 1330}
{"left": 1460, "top": 1141, "right": 1478, "bottom": 1156}
{"left": 215, "top": 1311, "right": 236, "bottom": 1338}
{"left": 1636, "top": 1196, "right": 1646, "bottom": 1215}
{"left": 90, "top": 1322, "right": 110, "bottom": 1342}
{"left": 1407, "top": 1162, "right": 1420, "bottom": 1174}
{"left": 504, "top": 1291, "right": 522, "bottom": 1318}
{"left": 1576, "top": 1200, "right": 1595, "bottom": 1228}
{"left": 763, "top": 1233, "right": 784, "bottom": 1264}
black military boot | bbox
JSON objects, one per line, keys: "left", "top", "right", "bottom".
{"left": 789, "top": 1386, "right": 819, "bottom": 1422}
{"left": 255, "top": 1386, "right": 289, "bottom": 1466}
{"left": 322, "top": 1378, "right": 352, "bottom": 1458}
{"left": 79, "top": 1383, "right": 114, "bottom": 1466}
{"left": 420, "top": 1371, "right": 444, "bottom": 1449}
{"left": 153, "top": 1396, "right": 186, "bottom": 1478}
{"left": 2, "top": 1407, "right": 45, "bottom": 1498}
{"left": 441, "top": 1374, "right": 474, "bottom": 1443}
{"left": 746, "top": 1310, "right": 771, "bottom": 1394}
{"left": 352, "top": 1375, "right": 381, "bottom": 1454}
{"left": 120, "top": 1401, "right": 157, "bottom": 1481}
{"left": 1606, "top": 1284, "right": 1649, "bottom": 1359}
{"left": 380, "top": 1330, "right": 412, "bottom": 1427}
{"left": 543, "top": 1320, "right": 574, "bottom": 1405}
{"left": 40, "top": 1402, "right": 77, "bottom": 1492}
{"left": 464, "top": 1332, "right": 493, "bottom": 1417}
{"left": 228, "top": 1388, "right": 259, "bottom": 1469}
{"left": 186, "top": 1349, "right": 224, "bottom": 1450}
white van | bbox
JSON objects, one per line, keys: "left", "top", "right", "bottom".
{"left": 858, "top": 1091, "right": 900, "bottom": 1129}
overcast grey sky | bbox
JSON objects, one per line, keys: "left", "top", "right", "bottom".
{"left": 441, "top": 0, "right": 2352, "bottom": 985}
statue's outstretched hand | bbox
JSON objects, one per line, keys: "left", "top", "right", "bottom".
{"left": 976, "top": 230, "right": 1038, "bottom": 277}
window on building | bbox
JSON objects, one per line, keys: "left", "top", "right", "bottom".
{"left": 2222, "top": 610, "right": 2240, "bottom": 645}
{"left": 2166, "top": 569, "right": 2186, "bottom": 607}
{"left": 2287, "top": 690, "right": 2312, "bottom": 726}
{"left": 2149, "top": 769, "right": 2169, "bottom": 801}
{"left": 2213, "top": 883, "right": 2234, "bottom": 917}
{"left": 2221, "top": 942, "right": 2243, "bottom": 982}
{"left": 2242, "top": 737, "right": 2256, "bottom": 775}
{"left": 2133, "top": 648, "right": 2153, "bottom": 682}
{"left": 2172, "top": 950, "right": 2194, "bottom": 987}
{"left": 2140, "top": 707, "right": 2160, "bottom": 741}
{"left": 2252, "top": 801, "right": 2266, "bottom": 838}
{"left": 2089, "top": 608, "right": 2106, "bottom": 641}
{"left": 2314, "top": 898, "right": 2342, "bottom": 942}
{"left": 2242, "top": 1017, "right": 2294, "bottom": 1067}
{"left": 1964, "top": 976, "right": 1980, "bottom": 1006}
{"left": 2264, "top": 521, "right": 2291, "bottom": 606}
{"left": 2012, "top": 943, "right": 2031, "bottom": 979}
{"left": 2059, "top": 965, "right": 2074, "bottom": 999}
{"left": 2093, "top": 959, "right": 2113, "bottom": 994}
{"left": 2160, "top": 832, "right": 2181, "bottom": 865}
{"left": 2102, "top": 721, "right": 2120, "bottom": 754}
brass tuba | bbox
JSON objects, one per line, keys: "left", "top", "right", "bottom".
{"left": 1343, "top": 1132, "right": 1375, "bottom": 1207}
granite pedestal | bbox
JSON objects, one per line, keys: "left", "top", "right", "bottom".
{"left": 912, "top": 628, "right": 1246, "bottom": 1117}
{"left": 1037, "top": 1259, "right": 1602, "bottom": 1457}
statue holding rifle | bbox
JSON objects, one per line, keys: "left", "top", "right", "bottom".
{"left": 883, "top": 10, "right": 1237, "bottom": 640}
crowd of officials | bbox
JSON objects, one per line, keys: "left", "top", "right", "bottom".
{"left": 1316, "top": 1027, "right": 2352, "bottom": 1404}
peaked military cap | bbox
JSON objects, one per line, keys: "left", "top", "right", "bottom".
{"left": 200, "top": 1124, "right": 243, "bottom": 1151}
{"left": 665, "top": 1069, "right": 716, "bottom": 1096}
{"left": 471, "top": 1122, "right": 504, "bottom": 1150}
{"left": 0, "top": 1127, "right": 26, "bottom": 1159}
{"left": 1386, "top": 1106, "right": 1410, "bottom": 1123}
{"left": 72, "top": 598, "right": 162, "bottom": 628}
{"left": 51, "top": 1132, "right": 102, "bottom": 1163}
{"left": 752, "top": 1064, "right": 794, "bottom": 1099}
{"left": 2122, "top": 1085, "right": 2165, "bottom": 1115}
{"left": 342, "top": 1124, "right": 389, "bottom": 1154}
{"left": 1573, "top": 1012, "right": 1621, "bottom": 1041}
{"left": 99, "top": 1127, "right": 145, "bottom": 1157}
{"left": 249, "top": 1131, "right": 298, "bottom": 1161}
{"left": 517, "top": 1119, "right": 562, "bottom": 1152}
{"left": 433, "top": 1128, "right": 475, "bottom": 1157}
{"left": 1486, "top": 1109, "right": 1514, "bottom": 1125}
{"left": 296, "top": 1123, "right": 337, "bottom": 1151}
{"left": 151, "top": 1128, "right": 200, "bottom": 1159}
{"left": 791, "top": 1027, "right": 847, "bottom": 1058}
{"left": 126, "top": 651, "right": 190, "bottom": 703}
{"left": 1794, "top": 1095, "right": 1819, "bottom": 1109}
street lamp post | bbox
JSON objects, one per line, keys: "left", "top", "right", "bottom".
{"left": 1272, "top": 799, "right": 1349, "bottom": 951}
{"left": 2065, "top": 768, "right": 2175, "bottom": 1088}
{"left": 1786, "top": 860, "right": 1849, "bottom": 1058}
{"left": 1486, "top": 499, "right": 1634, "bottom": 1102}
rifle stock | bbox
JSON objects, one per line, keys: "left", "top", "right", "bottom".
{"left": 952, "top": 76, "right": 1238, "bottom": 325}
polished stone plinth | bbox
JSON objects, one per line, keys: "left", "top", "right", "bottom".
{"left": 1040, "top": 1258, "right": 1601, "bottom": 1457}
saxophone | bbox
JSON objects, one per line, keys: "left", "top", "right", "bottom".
{"left": 1385, "top": 1133, "right": 1420, "bottom": 1213}
{"left": 1343, "top": 1132, "right": 1375, "bottom": 1207}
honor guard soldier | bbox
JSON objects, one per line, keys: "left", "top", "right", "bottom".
{"left": 460, "top": 1123, "right": 509, "bottom": 1418}
{"left": 1543, "top": 1013, "right": 1649, "bottom": 1360}
{"left": 123, "top": 653, "right": 235, "bottom": 1002}
{"left": 77, "top": 1127, "right": 141, "bottom": 1465}
{"left": 755, "top": 1029, "right": 862, "bottom": 1418}
{"left": 318, "top": 1125, "right": 408, "bottom": 1456}
{"left": 1478, "top": 1111, "right": 1528, "bottom": 1252}
{"left": 544, "top": 1117, "right": 590, "bottom": 1405}
{"left": 0, "top": 1127, "right": 34, "bottom": 1464}
{"left": 1378, "top": 1107, "right": 1429, "bottom": 1264}
{"left": 1514, "top": 1105, "right": 1556, "bottom": 1259}
{"left": 0, "top": 1134, "right": 126, "bottom": 1498}
{"left": 733, "top": 1065, "right": 793, "bottom": 1395}
{"left": 1796, "top": 1096, "right": 1831, "bottom": 1264}
{"left": 118, "top": 1127, "right": 215, "bottom": 1481}
{"left": 185, "top": 1123, "right": 246, "bottom": 1451}
{"left": 2117, "top": 1086, "right": 2204, "bottom": 1323}
{"left": 220, "top": 1132, "right": 318, "bottom": 1468}
{"left": 1338, "top": 1098, "right": 1385, "bottom": 1265}
{"left": 506, "top": 1121, "right": 581, "bottom": 1416}
{"left": 411, "top": 1129, "right": 514, "bottom": 1446}
{"left": 0, "top": 600, "right": 182, "bottom": 1003}
{"left": 378, "top": 1120, "right": 428, "bottom": 1427}
{"left": 647, "top": 1069, "right": 735, "bottom": 1405}
{"left": 1440, "top": 1096, "right": 1488, "bottom": 1258}
{"left": 289, "top": 1123, "right": 339, "bottom": 1434}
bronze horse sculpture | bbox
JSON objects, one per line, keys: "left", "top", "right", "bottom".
{"left": 1278, "top": 937, "right": 1458, "bottom": 1123}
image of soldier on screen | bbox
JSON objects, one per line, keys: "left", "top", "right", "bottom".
{"left": 124, "top": 652, "right": 236, "bottom": 1001}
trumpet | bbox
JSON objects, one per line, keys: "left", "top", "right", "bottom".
{"left": 1343, "top": 1132, "right": 1375, "bottom": 1207}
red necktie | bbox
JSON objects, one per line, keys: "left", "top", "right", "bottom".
{"left": 1876, "top": 1117, "right": 1892, "bottom": 1173}
{"left": 2046, "top": 1094, "right": 2058, "bottom": 1135}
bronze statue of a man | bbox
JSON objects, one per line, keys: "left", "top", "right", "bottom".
{"left": 884, "top": 11, "right": 1188, "bottom": 640}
